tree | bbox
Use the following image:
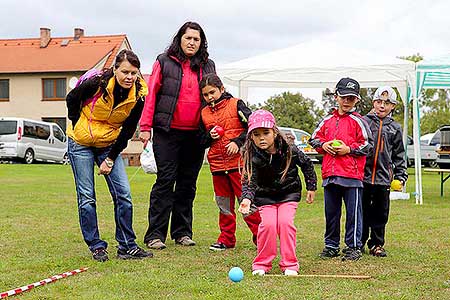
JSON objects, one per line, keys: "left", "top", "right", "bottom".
{"left": 253, "top": 91, "right": 325, "bottom": 133}
{"left": 399, "top": 53, "right": 450, "bottom": 135}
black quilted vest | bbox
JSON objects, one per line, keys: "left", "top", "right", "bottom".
{"left": 153, "top": 53, "right": 216, "bottom": 131}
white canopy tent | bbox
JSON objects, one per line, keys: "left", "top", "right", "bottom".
{"left": 218, "top": 39, "right": 424, "bottom": 203}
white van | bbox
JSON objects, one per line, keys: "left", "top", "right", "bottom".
{"left": 0, "top": 117, "right": 68, "bottom": 164}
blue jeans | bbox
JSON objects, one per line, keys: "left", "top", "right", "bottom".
{"left": 68, "top": 138, "right": 137, "bottom": 252}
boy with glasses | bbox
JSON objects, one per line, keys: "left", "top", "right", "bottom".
{"left": 361, "top": 87, "right": 408, "bottom": 257}
{"left": 309, "top": 77, "right": 372, "bottom": 261}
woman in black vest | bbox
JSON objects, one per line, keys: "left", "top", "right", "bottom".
{"left": 139, "top": 21, "right": 216, "bottom": 250}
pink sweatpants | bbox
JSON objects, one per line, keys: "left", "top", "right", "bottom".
{"left": 252, "top": 201, "right": 299, "bottom": 273}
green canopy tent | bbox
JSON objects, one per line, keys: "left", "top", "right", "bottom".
{"left": 412, "top": 54, "right": 450, "bottom": 204}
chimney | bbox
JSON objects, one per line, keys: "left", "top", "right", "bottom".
{"left": 40, "top": 27, "right": 51, "bottom": 48}
{"left": 74, "top": 28, "right": 84, "bottom": 40}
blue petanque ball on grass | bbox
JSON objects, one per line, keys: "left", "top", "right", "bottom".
{"left": 228, "top": 267, "right": 244, "bottom": 282}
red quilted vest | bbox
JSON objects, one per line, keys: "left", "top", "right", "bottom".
{"left": 201, "top": 98, "right": 244, "bottom": 172}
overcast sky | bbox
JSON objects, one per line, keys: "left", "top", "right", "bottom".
{"left": 1, "top": 0, "right": 449, "bottom": 103}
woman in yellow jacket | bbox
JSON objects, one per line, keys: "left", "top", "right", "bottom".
{"left": 66, "top": 49, "right": 152, "bottom": 262}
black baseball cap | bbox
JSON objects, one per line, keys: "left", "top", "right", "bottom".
{"left": 335, "top": 77, "right": 361, "bottom": 99}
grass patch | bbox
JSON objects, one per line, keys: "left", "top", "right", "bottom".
{"left": 0, "top": 164, "right": 449, "bottom": 299}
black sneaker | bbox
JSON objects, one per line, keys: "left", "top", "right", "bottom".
{"left": 117, "top": 246, "right": 153, "bottom": 260}
{"left": 342, "top": 248, "right": 362, "bottom": 261}
{"left": 319, "top": 247, "right": 340, "bottom": 259}
{"left": 92, "top": 248, "right": 109, "bottom": 262}
{"left": 209, "top": 242, "right": 228, "bottom": 251}
{"left": 343, "top": 246, "right": 365, "bottom": 254}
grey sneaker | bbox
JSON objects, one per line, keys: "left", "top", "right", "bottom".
{"left": 92, "top": 248, "right": 109, "bottom": 262}
{"left": 175, "top": 236, "right": 196, "bottom": 246}
{"left": 342, "top": 248, "right": 362, "bottom": 261}
{"left": 146, "top": 239, "right": 167, "bottom": 250}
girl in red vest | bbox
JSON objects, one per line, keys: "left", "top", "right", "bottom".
{"left": 199, "top": 74, "right": 261, "bottom": 251}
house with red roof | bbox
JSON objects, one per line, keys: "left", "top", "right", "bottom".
{"left": 0, "top": 28, "right": 142, "bottom": 164}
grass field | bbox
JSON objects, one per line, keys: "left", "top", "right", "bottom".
{"left": 0, "top": 164, "right": 449, "bottom": 299}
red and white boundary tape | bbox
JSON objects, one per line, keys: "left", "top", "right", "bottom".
{"left": 1, "top": 267, "right": 88, "bottom": 299}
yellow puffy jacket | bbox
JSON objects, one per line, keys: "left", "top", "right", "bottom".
{"left": 67, "top": 76, "right": 148, "bottom": 147}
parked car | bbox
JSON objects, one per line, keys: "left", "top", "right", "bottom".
{"left": 406, "top": 135, "right": 438, "bottom": 168}
{"left": 420, "top": 130, "right": 440, "bottom": 146}
{"left": 278, "top": 126, "right": 320, "bottom": 162}
{"left": 436, "top": 125, "right": 450, "bottom": 168}
{"left": 0, "top": 117, "right": 68, "bottom": 164}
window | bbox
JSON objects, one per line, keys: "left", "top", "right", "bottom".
{"left": 294, "top": 130, "right": 310, "bottom": 144}
{"left": 42, "top": 78, "right": 66, "bottom": 100}
{"left": 0, "top": 79, "right": 9, "bottom": 101}
{"left": 0, "top": 120, "right": 17, "bottom": 135}
{"left": 23, "top": 121, "right": 50, "bottom": 140}
{"left": 52, "top": 125, "right": 66, "bottom": 142}
{"left": 42, "top": 117, "right": 67, "bottom": 132}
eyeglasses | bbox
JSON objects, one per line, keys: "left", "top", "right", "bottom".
{"left": 373, "top": 99, "right": 395, "bottom": 105}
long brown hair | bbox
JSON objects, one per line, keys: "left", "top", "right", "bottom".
{"left": 241, "top": 126, "right": 293, "bottom": 183}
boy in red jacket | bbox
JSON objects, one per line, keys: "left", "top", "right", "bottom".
{"left": 200, "top": 74, "right": 261, "bottom": 251}
{"left": 309, "top": 77, "right": 372, "bottom": 261}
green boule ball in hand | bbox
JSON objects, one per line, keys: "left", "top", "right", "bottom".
{"left": 331, "top": 140, "right": 342, "bottom": 147}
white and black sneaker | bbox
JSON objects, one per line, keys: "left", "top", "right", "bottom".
{"left": 209, "top": 242, "right": 228, "bottom": 251}
{"left": 117, "top": 246, "right": 153, "bottom": 259}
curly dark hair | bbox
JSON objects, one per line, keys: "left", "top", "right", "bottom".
{"left": 99, "top": 49, "right": 142, "bottom": 97}
{"left": 166, "top": 21, "right": 209, "bottom": 71}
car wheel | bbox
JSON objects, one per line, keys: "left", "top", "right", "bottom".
{"left": 428, "top": 161, "right": 439, "bottom": 168}
{"left": 24, "top": 149, "right": 34, "bottom": 164}
{"left": 62, "top": 153, "right": 70, "bottom": 165}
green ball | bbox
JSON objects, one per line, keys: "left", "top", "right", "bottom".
{"left": 331, "top": 140, "right": 342, "bottom": 147}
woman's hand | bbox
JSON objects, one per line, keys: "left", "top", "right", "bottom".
{"left": 98, "top": 160, "right": 113, "bottom": 175}
{"left": 238, "top": 198, "right": 251, "bottom": 214}
{"left": 305, "top": 190, "right": 315, "bottom": 204}
{"left": 139, "top": 131, "right": 152, "bottom": 147}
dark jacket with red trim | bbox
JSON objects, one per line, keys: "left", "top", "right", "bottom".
{"left": 309, "top": 108, "right": 372, "bottom": 181}
{"left": 362, "top": 112, "right": 408, "bottom": 186}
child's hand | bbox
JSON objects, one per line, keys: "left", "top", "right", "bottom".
{"left": 225, "top": 142, "right": 239, "bottom": 155}
{"left": 333, "top": 143, "right": 351, "bottom": 156}
{"left": 305, "top": 190, "right": 315, "bottom": 204}
{"left": 238, "top": 199, "right": 251, "bottom": 214}
{"left": 322, "top": 141, "right": 337, "bottom": 155}
{"left": 210, "top": 127, "right": 220, "bottom": 139}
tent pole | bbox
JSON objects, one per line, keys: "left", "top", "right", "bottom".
{"left": 412, "top": 83, "right": 423, "bottom": 205}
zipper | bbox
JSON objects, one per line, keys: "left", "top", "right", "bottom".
{"left": 371, "top": 119, "right": 383, "bottom": 184}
